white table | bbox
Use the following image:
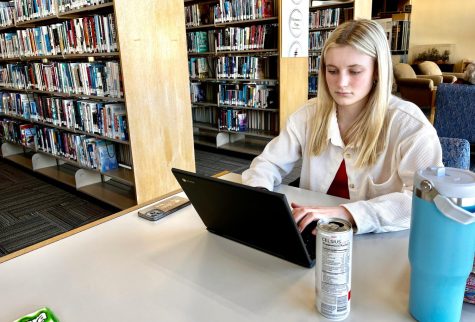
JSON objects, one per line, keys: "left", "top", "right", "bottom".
{"left": 0, "top": 173, "right": 474, "bottom": 321}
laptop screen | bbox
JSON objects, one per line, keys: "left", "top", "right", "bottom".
{"left": 172, "top": 168, "right": 315, "bottom": 268}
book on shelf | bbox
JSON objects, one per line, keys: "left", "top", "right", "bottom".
{"left": 95, "top": 139, "right": 118, "bottom": 172}
{"left": 237, "top": 112, "right": 247, "bottom": 131}
{"left": 76, "top": 136, "right": 119, "bottom": 172}
{"left": 19, "top": 123, "right": 36, "bottom": 148}
{"left": 0, "top": 2, "right": 14, "bottom": 28}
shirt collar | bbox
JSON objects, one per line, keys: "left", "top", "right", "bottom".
{"left": 328, "top": 107, "right": 345, "bottom": 148}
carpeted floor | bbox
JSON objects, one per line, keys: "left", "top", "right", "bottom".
{"left": 0, "top": 160, "right": 116, "bottom": 257}
{"left": 194, "top": 148, "right": 301, "bottom": 184}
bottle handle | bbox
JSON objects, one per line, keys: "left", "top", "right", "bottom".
{"left": 434, "top": 195, "right": 475, "bottom": 225}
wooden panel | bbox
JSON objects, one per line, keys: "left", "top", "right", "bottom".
{"left": 278, "top": 56, "right": 309, "bottom": 131}
{"left": 114, "top": 0, "right": 195, "bottom": 204}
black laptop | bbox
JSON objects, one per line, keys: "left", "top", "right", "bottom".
{"left": 172, "top": 168, "right": 316, "bottom": 268}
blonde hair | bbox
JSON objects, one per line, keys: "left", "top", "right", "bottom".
{"left": 308, "top": 19, "right": 393, "bottom": 167}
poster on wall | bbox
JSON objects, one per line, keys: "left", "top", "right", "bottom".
{"left": 281, "top": 0, "right": 309, "bottom": 58}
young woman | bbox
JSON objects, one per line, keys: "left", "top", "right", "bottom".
{"left": 242, "top": 19, "right": 443, "bottom": 234}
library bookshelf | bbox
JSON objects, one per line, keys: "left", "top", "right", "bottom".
{"left": 184, "top": 0, "right": 307, "bottom": 156}
{"left": 308, "top": 0, "right": 372, "bottom": 97}
{"left": 0, "top": 0, "right": 195, "bottom": 209}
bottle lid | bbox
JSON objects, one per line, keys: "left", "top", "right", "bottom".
{"left": 415, "top": 167, "right": 475, "bottom": 199}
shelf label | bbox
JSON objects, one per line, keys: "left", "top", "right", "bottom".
{"left": 282, "top": 0, "right": 309, "bottom": 58}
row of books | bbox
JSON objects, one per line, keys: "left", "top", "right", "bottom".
{"left": 192, "top": 106, "right": 216, "bottom": 125}
{"left": 13, "top": 0, "right": 56, "bottom": 23}
{"left": 391, "top": 20, "right": 410, "bottom": 52}
{"left": 309, "top": 8, "right": 342, "bottom": 29}
{"left": 0, "top": 92, "right": 127, "bottom": 140}
{"left": 192, "top": 106, "right": 277, "bottom": 133}
{"left": 188, "top": 57, "right": 211, "bottom": 79}
{"left": 186, "top": 31, "right": 211, "bottom": 53}
{"left": 0, "top": 2, "right": 14, "bottom": 28}
{"left": 192, "top": 107, "right": 279, "bottom": 134}
{"left": 187, "top": 24, "right": 277, "bottom": 53}
{"left": 189, "top": 56, "right": 273, "bottom": 80}
{"left": 309, "top": 30, "right": 332, "bottom": 51}
{"left": 0, "top": 118, "right": 118, "bottom": 172}
{"left": 0, "top": 61, "right": 122, "bottom": 97}
{"left": 0, "top": 14, "right": 117, "bottom": 58}
{"left": 185, "top": 0, "right": 275, "bottom": 27}
{"left": 218, "top": 108, "right": 247, "bottom": 132}
{"left": 218, "top": 83, "right": 275, "bottom": 109}
{"left": 309, "top": 7, "right": 353, "bottom": 30}
{"left": 58, "top": 0, "right": 112, "bottom": 13}
{"left": 215, "top": 0, "right": 274, "bottom": 24}
{"left": 216, "top": 55, "right": 271, "bottom": 79}
{"left": 215, "top": 24, "right": 277, "bottom": 51}
{"left": 309, "top": 55, "right": 321, "bottom": 74}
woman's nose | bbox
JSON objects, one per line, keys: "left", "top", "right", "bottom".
{"left": 337, "top": 72, "right": 350, "bottom": 87}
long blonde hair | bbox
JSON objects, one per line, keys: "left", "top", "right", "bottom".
{"left": 308, "top": 19, "right": 393, "bottom": 167}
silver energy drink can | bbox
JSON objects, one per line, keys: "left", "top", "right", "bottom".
{"left": 315, "top": 218, "right": 353, "bottom": 321}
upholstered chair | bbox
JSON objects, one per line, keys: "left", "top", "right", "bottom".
{"left": 418, "top": 61, "right": 465, "bottom": 84}
{"left": 393, "top": 63, "right": 440, "bottom": 123}
{"left": 439, "top": 137, "right": 471, "bottom": 170}
{"left": 434, "top": 83, "right": 475, "bottom": 171}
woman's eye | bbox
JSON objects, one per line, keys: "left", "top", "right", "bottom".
{"left": 350, "top": 71, "right": 362, "bottom": 75}
{"left": 327, "top": 70, "right": 337, "bottom": 74}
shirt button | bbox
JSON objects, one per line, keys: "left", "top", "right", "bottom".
{"left": 349, "top": 183, "right": 355, "bottom": 189}
{"left": 344, "top": 153, "right": 351, "bottom": 158}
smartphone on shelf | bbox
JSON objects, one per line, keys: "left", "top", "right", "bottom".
{"left": 138, "top": 196, "right": 191, "bottom": 221}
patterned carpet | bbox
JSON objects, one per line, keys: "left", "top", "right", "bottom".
{"left": 0, "top": 160, "right": 115, "bottom": 257}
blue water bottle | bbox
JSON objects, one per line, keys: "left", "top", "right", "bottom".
{"left": 409, "top": 167, "right": 475, "bottom": 322}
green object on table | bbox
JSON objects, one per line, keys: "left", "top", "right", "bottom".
{"left": 14, "top": 307, "right": 59, "bottom": 322}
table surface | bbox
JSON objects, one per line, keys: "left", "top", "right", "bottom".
{"left": 0, "top": 173, "right": 474, "bottom": 321}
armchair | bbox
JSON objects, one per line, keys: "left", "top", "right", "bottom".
{"left": 393, "top": 63, "right": 438, "bottom": 123}
{"left": 418, "top": 61, "right": 464, "bottom": 84}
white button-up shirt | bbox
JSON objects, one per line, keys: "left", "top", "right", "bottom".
{"left": 242, "top": 96, "right": 443, "bottom": 234}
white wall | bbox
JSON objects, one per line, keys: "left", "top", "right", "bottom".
{"left": 410, "top": 0, "right": 475, "bottom": 71}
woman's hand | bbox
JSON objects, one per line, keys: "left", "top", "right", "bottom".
{"left": 291, "top": 202, "right": 356, "bottom": 234}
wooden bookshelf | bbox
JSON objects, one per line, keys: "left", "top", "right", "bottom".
{"left": 185, "top": 0, "right": 308, "bottom": 155}
{"left": 35, "top": 164, "right": 77, "bottom": 188}
{"left": 0, "top": 0, "right": 195, "bottom": 209}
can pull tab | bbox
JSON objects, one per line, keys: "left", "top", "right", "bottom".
{"left": 434, "top": 195, "right": 475, "bottom": 225}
